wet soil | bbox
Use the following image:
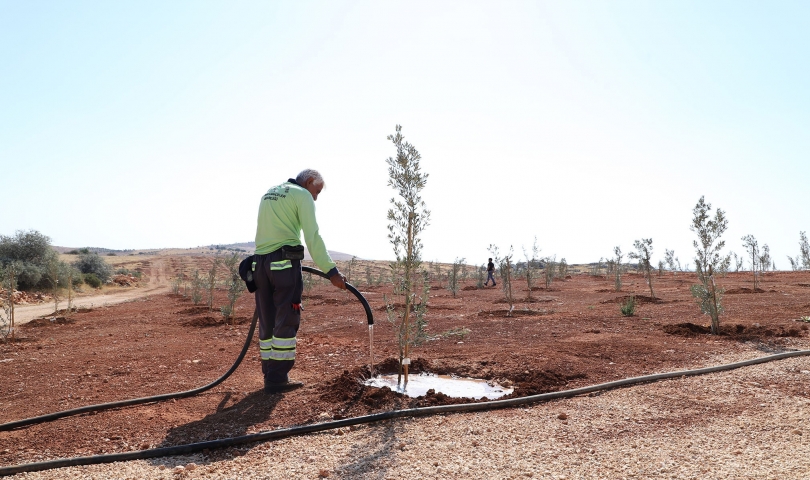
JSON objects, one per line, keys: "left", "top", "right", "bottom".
{"left": 1, "top": 268, "right": 810, "bottom": 466}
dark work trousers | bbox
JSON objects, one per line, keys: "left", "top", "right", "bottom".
{"left": 253, "top": 250, "right": 303, "bottom": 384}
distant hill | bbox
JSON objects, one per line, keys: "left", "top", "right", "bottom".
{"left": 54, "top": 242, "right": 358, "bottom": 261}
{"left": 210, "top": 242, "right": 358, "bottom": 261}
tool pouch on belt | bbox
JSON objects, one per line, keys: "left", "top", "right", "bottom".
{"left": 238, "top": 255, "right": 258, "bottom": 293}
{"left": 281, "top": 245, "right": 305, "bottom": 261}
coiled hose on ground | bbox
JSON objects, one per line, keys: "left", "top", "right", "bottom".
{"left": 2, "top": 272, "right": 809, "bottom": 475}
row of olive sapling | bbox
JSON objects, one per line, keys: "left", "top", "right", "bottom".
{"left": 171, "top": 252, "right": 244, "bottom": 324}
{"left": 356, "top": 125, "right": 810, "bottom": 387}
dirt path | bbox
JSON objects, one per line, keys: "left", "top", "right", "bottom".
{"left": 12, "top": 258, "right": 171, "bottom": 326}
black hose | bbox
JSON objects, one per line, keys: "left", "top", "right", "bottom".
{"left": 303, "top": 266, "right": 374, "bottom": 325}
{"left": 0, "top": 310, "right": 259, "bottom": 433}
{"left": 2, "top": 348, "right": 810, "bottom": 476}
{"left": 0, "top": 267, "right": 373, "bottom": 432}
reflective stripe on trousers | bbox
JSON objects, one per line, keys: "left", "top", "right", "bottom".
{"left": 259, "top": 336, "right": 297, "bottom": 361}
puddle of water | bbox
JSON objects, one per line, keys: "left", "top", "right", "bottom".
{"left": 364, "top": 373, "right": 513, "bottom": 399}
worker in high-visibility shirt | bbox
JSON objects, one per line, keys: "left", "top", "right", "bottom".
{"left": 253, "top": 169, "right": 346, "bottom": 394}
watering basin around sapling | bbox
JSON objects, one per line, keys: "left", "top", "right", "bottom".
{"left": 364, "top": 373, "right": 514, "bottom": 399}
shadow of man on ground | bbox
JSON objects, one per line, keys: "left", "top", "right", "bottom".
{"left": 148, "top": 390, "right": 282, "bottom": 467}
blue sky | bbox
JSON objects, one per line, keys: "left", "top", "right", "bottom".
{"left": 2, "top": 1, "right": 809, "bottom": 266}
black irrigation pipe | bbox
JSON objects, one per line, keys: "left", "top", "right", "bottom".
{"left": 3, "top": 349, "right": 810, "bottom": 476}
{"left": 0, "top": 267, "right": 372, "bottom": 433}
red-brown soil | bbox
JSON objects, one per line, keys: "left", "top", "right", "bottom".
{"left": 1, "top": 269, "right": 810, "bottom": 467}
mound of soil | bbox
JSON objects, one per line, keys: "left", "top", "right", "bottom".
{"left": 175, "top": 306, "right": 212, "bottom": 315}
{"left": 663, "top": 322, "right": 805, "bottom": 339}
{"left": 429, "top": 305, "right": 459, "bottom": 311}
{"left": 182, "top": 316, "right": 224, "bottom": 327}
{"left": 477, "top": 309, "right": 553, "bottom": 317}
{"left": 602, "top": 295, "right": 663, "bottom": 305}
{"left": 26, "top": 316, "right": 76, "bottom": 327}
{"left": 462, "top": 286, "right": 479, "bottom": 291}
{"left": 512, "top": 369, "right": 575, "bottom": 396}
{"left": 663, "top": 323, "right": 711, "bottom": 336}
{"left": 725, "top": 287, "right": 766, "bottom": 294}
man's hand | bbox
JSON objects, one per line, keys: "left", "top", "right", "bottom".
{"left": 330, "top": 273, "right": 347, "bottom": 290}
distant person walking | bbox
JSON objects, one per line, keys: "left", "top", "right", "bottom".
{"left": 253, "top": 169, "right": 347, "bottom": 394}
{"left": 485, "top": 258, "right": 497, "bottom": 287}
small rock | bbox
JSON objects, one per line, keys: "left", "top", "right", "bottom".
{"left": 793, "top": 429, "right": 803, "bottom": 435}
{"left": 433, "top": 461, "right": 439, "bottom": 467}
{"left": 173, "top": 466, "right": 184, "bottom": 473}
{"left": 185, "top": 463, "right": 197, "bottom": 471}
{"left": 398, "top": 443, "right": 406, "bottom": 451}
{"left": 158, "top": 465, "right": 166, "bottom": 470}
{"left": 318, "top": 469, "right": 330, "bottom": 478}
{"left": 557, "top": 413, "right": 568, "bottom": 420}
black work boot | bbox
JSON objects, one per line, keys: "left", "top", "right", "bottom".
{"left": 264, "top": 380, "right": 304, "bottom": 394}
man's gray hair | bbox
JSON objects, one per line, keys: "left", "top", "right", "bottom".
{"left": 295, "top": 169, "right": 324, "bottom": 186}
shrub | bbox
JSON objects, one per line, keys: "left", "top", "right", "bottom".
{"left": 0, "top": 230, "right": 58, "bottom": 290}
{"left": 73, "top": 252, "right": 112, "bottom": 283}
{"left": 221, "top": 253, "right": 244, "bottom": 324}
{"left": 447, "top": 257, "right": 465, "bottom": 297}
{"left": 620, "top": 296, "right": 636, "bottom": 317}
{"left": 557, "top": 258, "right": 568, "bottom": 279}
{"left": 190, "top": 270, "right": 203, "bottom": 305}
{"left": 543, "top": 255, "right": 556, "bottom": 288}
{"left": 476, "top": 264, "right": 485, "bottom": 289}
{"left": 171, "top": 275, "right": 182, "bottom": 295}
{"left": 83, "top": 273, "right": 102, "bottom": 288}
{"left": 206, "top": 255, "right": 221, "bottom": 312}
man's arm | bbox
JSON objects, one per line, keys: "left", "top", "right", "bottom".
{"left": 297, "top": 193, "right": 346, "bottom": 288}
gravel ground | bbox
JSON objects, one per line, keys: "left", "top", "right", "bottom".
{"left": 8, "top": 351, "right": 810, "bottom": 479}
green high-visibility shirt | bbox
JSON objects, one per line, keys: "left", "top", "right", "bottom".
{"left": 254, "top": 179, "right": 337, "bottom": 275}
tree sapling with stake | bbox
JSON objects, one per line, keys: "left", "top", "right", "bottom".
{"left": 629, "top": 238, "right": 656, "bottom": 299}
{"left": 613, "top": 246, "right": 623, "bottom": 291}
{"left": 742, "top": 234, "right": 760, "bottom": 289}
{"left": 690, "top": 196, "right": 728, "bottom": 335}
{"left": 385, "top": 124, "right": 431, "bottom": 386}
{"left": 523, "top": 237, "right": 540, "bottom": 299}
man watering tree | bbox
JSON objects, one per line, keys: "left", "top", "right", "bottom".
{"left": 252, "top": 169, "right": 346, "bottom": 394}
